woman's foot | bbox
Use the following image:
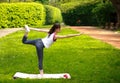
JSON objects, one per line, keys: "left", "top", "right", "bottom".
{"left": 25, "top": 25, "right": 30, "bottom": 32}
{"left": 40, "top": 70, "right": 44, "bottom": 76}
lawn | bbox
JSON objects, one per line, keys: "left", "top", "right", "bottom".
{"left": 0, "top": 27, "right": 120, "bottom": 83}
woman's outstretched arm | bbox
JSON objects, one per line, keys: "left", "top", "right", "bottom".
{"left": 30, "top": 28, "right": 49, "bottom": 33}
{"left": 56, "top": 33, "right": 83, "bottom": 39}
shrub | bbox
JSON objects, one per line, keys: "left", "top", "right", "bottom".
{"left": 92, "top": 1, "right": 116, "bottom": 26}
{"left": 60, "top": 1, "right": 82, "bottom": 13}
{"left": 60, "top": 1, "right": 115, "bottom": 26}
{"left": 0, "top": 3, "right": 46, "bottom": 28}
{"left": 0, "top": 0, "right": 34, "bottom": 3}
{"left": 60, "top": 1, "right": 98, "bottom": 26}
{"left": 44, "top": 5, "right": 63, "bottom": 25}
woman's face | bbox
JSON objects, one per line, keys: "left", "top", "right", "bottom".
{"left": 55, "top": 28, "right": 61, "bottom": 33}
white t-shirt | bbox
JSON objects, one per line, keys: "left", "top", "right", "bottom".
{"left": 42, "top": 33, "right": 56, "bottom": 48}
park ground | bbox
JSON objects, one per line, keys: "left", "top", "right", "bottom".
{"left": 0, "top": 26, "right": 120, "bottom": 83}
{"left": 0, "top": 26, "right": 120, "bottom": 49}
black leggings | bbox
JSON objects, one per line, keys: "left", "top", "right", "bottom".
{"left": 22, "top": 36, "right": 44, "bottom": 70}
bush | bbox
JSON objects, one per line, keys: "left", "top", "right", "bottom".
{"left": 60, "top": 1, "right": 98, "bottom": 26}
{"left": 0, "top": 0, "right": 34, "bottom": 3}
{"left": 44, "top": 5, "right": 63, "bottom": 25}
{"left": 60, "top": 1, "right": 82, "bottom": 13}
{"left": 92, "top": 1, "right": 116, "bottom": 26}
{"left": 60, "top": 1, "right": 115, "bottom": 26}
{"left": 0, "top": 3, "right": 46, "bottom": 28}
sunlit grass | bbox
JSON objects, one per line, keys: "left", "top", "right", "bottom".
{"left": 0, "top": 28, "right": 120, "bottom": 83}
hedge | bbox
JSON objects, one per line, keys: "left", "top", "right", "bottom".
{"left": 0, "top": 0, "right": 34, "bottom": 3}
{"left": 44, "top": 5, "right": 63, "bottom": 25}
{"left": 92, "top": 1, "right": 116, "bottom": 26}
{"left": 60, "top": 1, "right": 115, "bottom": 26}
{"left": 60, "top": 1, "right": 98, "bottom": 26}
{"left": 0, "top": 3, "right": 46, "bottom": 28}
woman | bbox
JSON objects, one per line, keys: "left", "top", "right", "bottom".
{"left": 22, "top": 23, "right": 82, "bottom": 76}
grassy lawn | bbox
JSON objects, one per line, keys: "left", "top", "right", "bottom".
{"left": 0, "top": 27, "right": 120, "bottom": 83}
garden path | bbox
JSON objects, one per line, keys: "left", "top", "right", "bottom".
{"left": 71, "top": 26, "right": 120, "bottom": 49}
{"left": 0, "top": 28, "right": 22, "bottom": 38}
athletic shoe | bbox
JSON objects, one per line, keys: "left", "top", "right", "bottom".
{"left": 24, "top": 25, "right": 30, "bottom": 32}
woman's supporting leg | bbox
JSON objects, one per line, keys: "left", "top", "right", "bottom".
{"left": 35, "top": 40, "right": 44, "bottom": 76}
{"left": 37, "top": 47, "right": 44, "bottom": 76}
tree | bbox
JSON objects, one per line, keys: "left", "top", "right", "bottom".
{"left": 110, "top": 0, "right": 120, "bottom": 28}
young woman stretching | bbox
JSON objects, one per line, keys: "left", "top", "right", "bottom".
{"left": 22, "top": 23, "right": 82, "bottom": 76}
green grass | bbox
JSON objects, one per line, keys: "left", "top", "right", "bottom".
{"left": 0, "top": 28, "right": 120, "bottom": 83}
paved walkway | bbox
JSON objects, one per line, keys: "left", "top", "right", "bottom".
{"left": 0, "top": 28, "right": 22, "bottom": 38}
{"left": 71, "top": 26, "right": 120, "bottom": 49}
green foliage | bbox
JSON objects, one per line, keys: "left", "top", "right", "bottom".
{"left": 61, "top": 1, "right": 98, "bottom": 26}
{"left": 92, "top": 1, "right": 116, "bottom": 25}
{"left": 34, "top": 0, "right": 49, "bottom": 4}
{"left": 0, "top": 3, "right": 46, "bottom": 28}
{"left": 60, "top": 0, "right": 99, "bottom": 3}
{"left": 0, "top": 0, "right": 7, "bottom": 3}
{"left": 44, "top": 5, "right": 63, "bottom": 25}
{"left": 0, "top": 27, "right": 120, "bottom": 83}
{"left": 0, "top": 0, "right": 34, "bottom": 3}
{"left": 60, "top": 1, "right": 81, "bottom": 13}
{"left": 0, "top": 3, "right": 63, "bottom": 28}
{"left": 60, "top": 0, "right": 115, "bottom": 26}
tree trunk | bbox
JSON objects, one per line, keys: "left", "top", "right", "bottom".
{"left": 110, "top": 0, "right": 120, "bottom": 28}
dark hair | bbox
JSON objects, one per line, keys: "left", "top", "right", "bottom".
{"left": 48, "top": 23, "right": 61, "bottom": 37}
